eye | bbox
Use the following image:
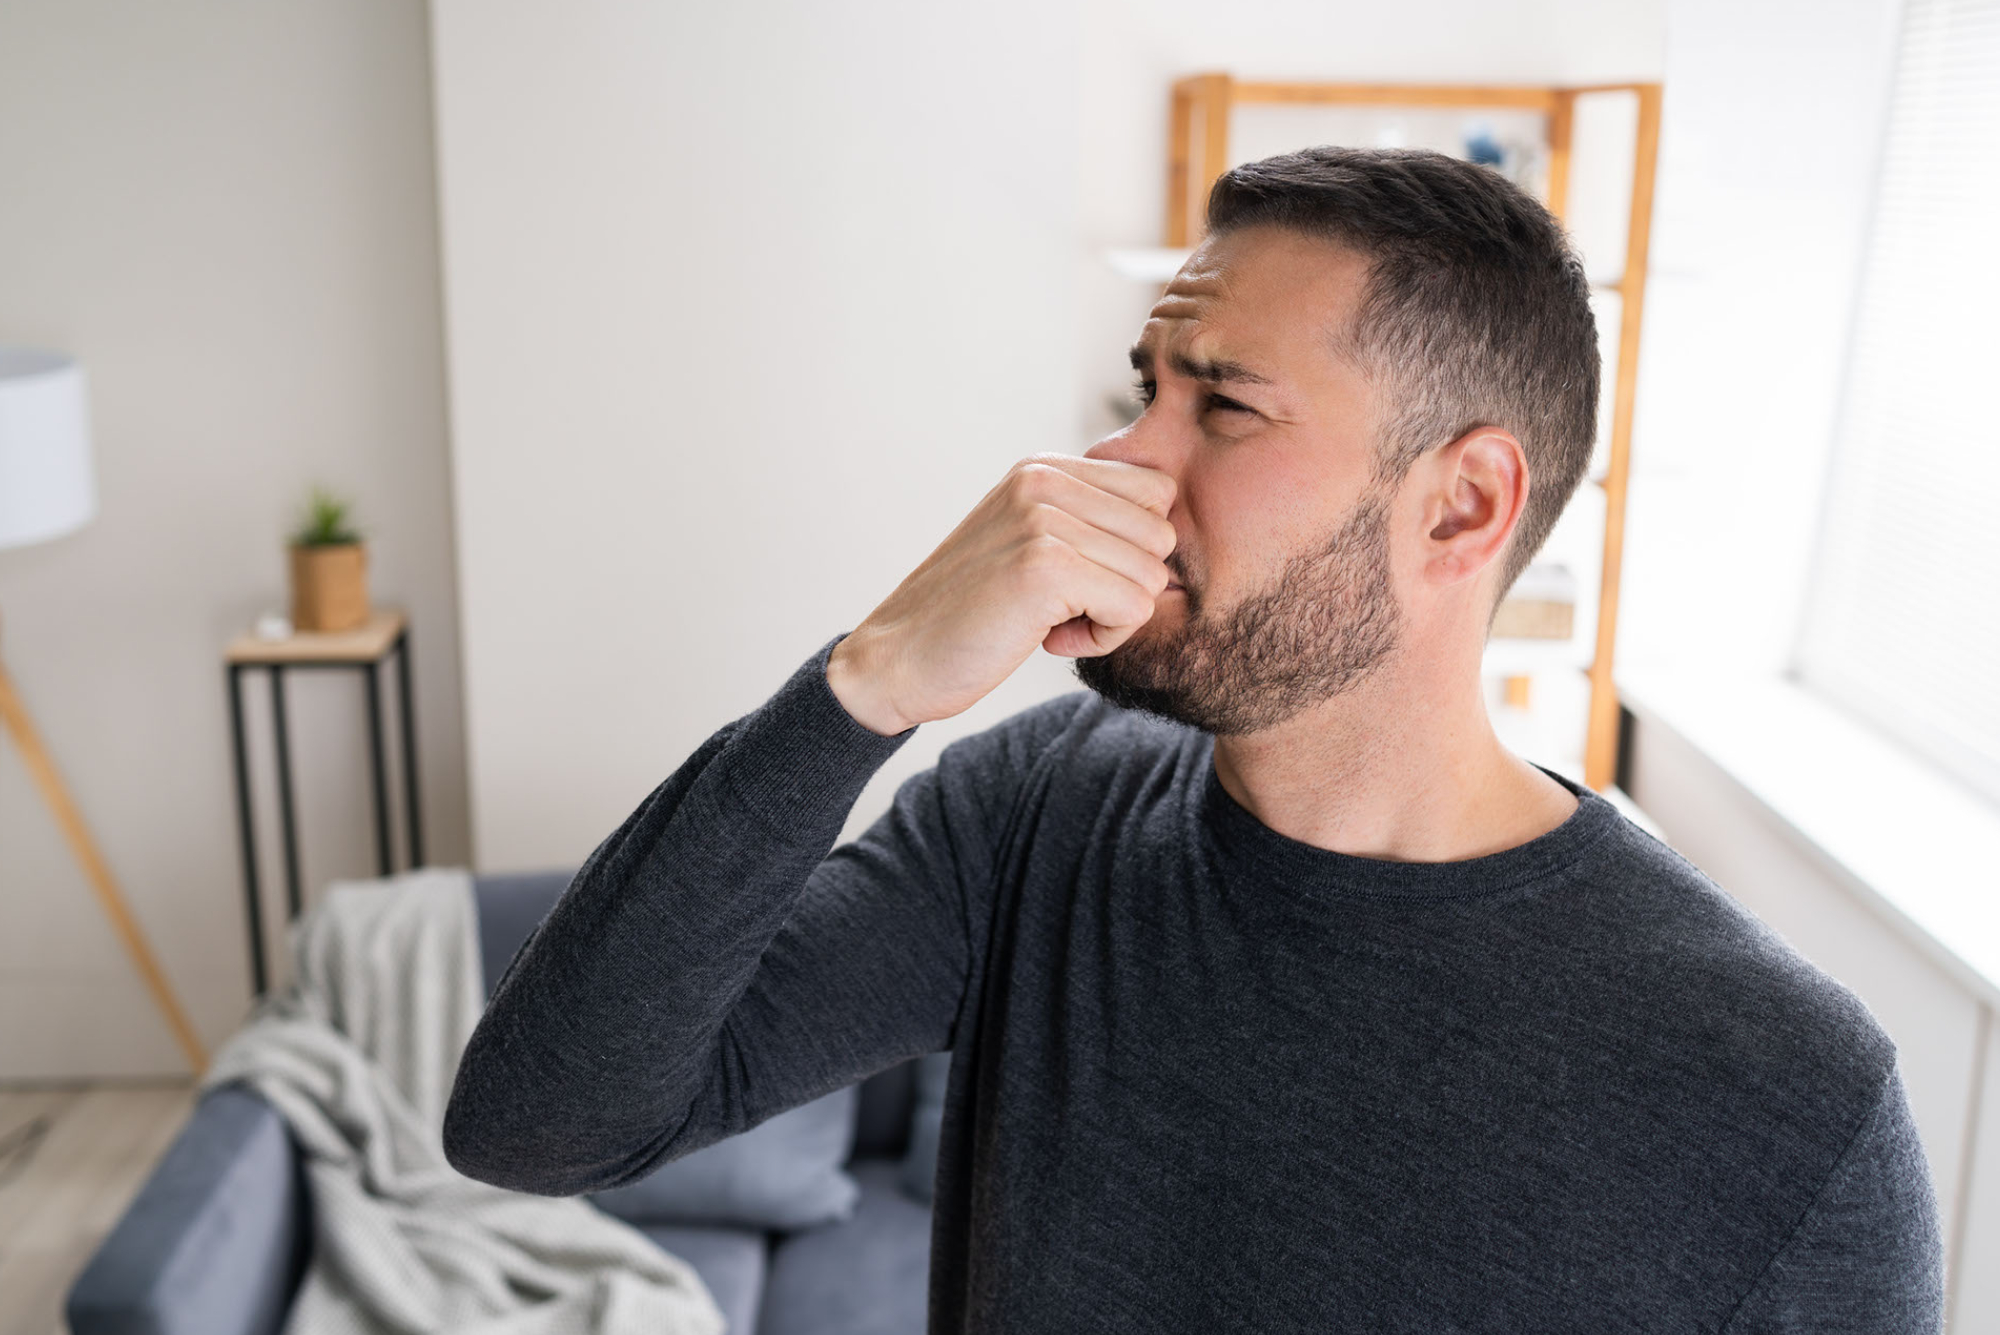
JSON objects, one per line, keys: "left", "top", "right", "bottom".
{"left": 1132, "top": 377, "right": 1157, "bottom": 407}
{"left": 1206, "top": 393, "right": 1253, "bottom": 415}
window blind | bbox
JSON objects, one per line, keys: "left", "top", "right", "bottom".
{"left": 1792, "top": 0, "right": 2000, "bottom": 807}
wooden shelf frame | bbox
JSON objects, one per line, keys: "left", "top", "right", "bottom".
{"left": 1162, "top": 74, "right": 1662, "bottom": 792}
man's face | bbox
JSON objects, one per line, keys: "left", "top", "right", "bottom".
{"left": 1074, "top": 224, "right": 1406, "bottom": 736}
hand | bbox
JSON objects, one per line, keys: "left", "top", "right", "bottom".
{"left": 827, "top": 453, "right": 1178, "bottom": 735}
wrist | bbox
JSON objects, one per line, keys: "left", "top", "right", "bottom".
{"left": 826, "top": 629, "right": 915, "bottom": 737}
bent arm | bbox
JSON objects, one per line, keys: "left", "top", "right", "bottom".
{"left": 442, "top": 632, "right": 1003, "bottom": 1196}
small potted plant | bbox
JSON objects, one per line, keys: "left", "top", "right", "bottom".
{"left": 288, "top": 484, "right": 370, "bottom": 632}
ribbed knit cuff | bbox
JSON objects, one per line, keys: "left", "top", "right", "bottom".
{"left": 715, "top": 632, "right": 919, "bottom": 825}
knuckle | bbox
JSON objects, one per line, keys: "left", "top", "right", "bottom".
{"left": 1008, "top": 459, "right": 1056, "bottom": 499}
{"left": 1019, "top": 532, "right": 1069, "bottom": 572}
{"left": 1023, "top": 501, "right": 1063, "bottom": 536}
{"left": 1009, "top": 462, "right": 1058, "bottom": 503}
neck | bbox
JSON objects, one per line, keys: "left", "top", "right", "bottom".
{"left": 1208, "top": 617, "right": 1578, "bottom": 864}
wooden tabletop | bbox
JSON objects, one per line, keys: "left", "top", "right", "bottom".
{"left": 226, "top": 608, "right": 406, "bottom": 665}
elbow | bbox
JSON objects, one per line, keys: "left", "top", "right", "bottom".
{"left": 441, "top": 1096, "right": 585, "bottom": 1196}
{"left": 441, "top": 1083, "right": 525, "bottom": 1192}
{"left": 440, "top": 1073, "right": 646, "bottom": 1198}
{"left": 441, "top": 1057, "right": 567, "bottom": 1196}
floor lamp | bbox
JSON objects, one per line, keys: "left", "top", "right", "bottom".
{"left": 0, "top": 348, "right": 208, "bottom": 1075}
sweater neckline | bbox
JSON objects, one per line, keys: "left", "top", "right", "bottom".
{"left": 1195, "top": 738, "right": 1622, "bottom": 904}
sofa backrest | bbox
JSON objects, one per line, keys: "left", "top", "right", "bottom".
{"left": 472, "top": 869, "right": 917, "bottom": 1162}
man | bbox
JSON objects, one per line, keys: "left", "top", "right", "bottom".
{"left": 445, "top": 147, "right": 1943, "bottom": 1331}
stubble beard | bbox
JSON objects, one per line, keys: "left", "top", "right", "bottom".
{"left": 1071, "top": 484, "right": 1403, "bottom": 736}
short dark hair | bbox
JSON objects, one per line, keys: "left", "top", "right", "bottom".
{"left": 1206, "top": 146, "right": 1600, "bottom": 620}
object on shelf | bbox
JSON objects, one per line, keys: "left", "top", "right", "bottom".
{"left": 1492, "top": 562, "right": 1578, "bottom": 640}
{"left": 255, "top": 612, "right": 293, "bottom": 641}
{"left": 288, "top": 484, "right": 370, "bottom": 632}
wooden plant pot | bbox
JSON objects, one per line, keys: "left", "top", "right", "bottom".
{"left": 289, "top": 542, "right": 370, "bottom": 632}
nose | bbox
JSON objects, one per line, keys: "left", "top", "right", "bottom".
{"left": 1085, "top": 414, "right": 1187, "bottom": 577}
{"left": 1082, "top": 425, "right": 1132, "bottom": 466}
{"left": 1084, "top": 406, "right": 1178, "bottom": 480}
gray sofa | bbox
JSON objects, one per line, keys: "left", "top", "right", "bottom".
{"left": 66, "top": 869, "right": 938, "bottom": 1335}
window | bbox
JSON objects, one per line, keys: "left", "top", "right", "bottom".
{"left": 1792, "top": 0, "right": 2000, "bottom": 807}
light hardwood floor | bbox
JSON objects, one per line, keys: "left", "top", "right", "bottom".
{"left": 0, "top": 1082, "right": 198, "bottom": 1335}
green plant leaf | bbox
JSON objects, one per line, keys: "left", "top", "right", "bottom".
{"left": 293, "top": 484, "right": 362, "bottom": 547}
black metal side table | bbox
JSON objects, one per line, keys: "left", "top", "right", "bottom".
{"left": 224, "top": 607, "right": 423, "bottom": 997}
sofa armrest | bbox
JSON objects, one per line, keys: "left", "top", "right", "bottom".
{"left": 66, "top": 1082, "right": 310, "bottom": 1335}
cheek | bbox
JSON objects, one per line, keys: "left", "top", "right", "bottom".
{"left": 1182, "top": 453, "right": 1331, "bottom": 587}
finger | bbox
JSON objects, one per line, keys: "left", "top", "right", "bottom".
{"left": 1022, "top": 452, "right": 1178, "bottom": 523}
{"left": 1043, "top": 602, "right": 1149, "bottom": 659}
{"left": 1030, "top": 503, "right": 1171, "bottom": 598}
{"left": 1042, "top": 542, "right": 1158, "bottom": 654}
{"left": 1016, "top": 458, "right": 1178, "bottom": 559}
{"left": 1043, "top": 615, "right": 1104, "bottom": 658}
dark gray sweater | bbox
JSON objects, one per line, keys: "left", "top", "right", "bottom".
{"left": 444, "top": 631, "right": 1945, "bottom": 1332}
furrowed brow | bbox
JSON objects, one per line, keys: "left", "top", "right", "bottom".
{"left": 1170, "top": 350, "right": 1272, "bottom": 386}
{"left": 1129, "top": 343, "right": 1274, "bottom": 388}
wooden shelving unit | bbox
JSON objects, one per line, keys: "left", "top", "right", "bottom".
{"left": 1161, "top": 74, "right": 1663, "bottom": 792}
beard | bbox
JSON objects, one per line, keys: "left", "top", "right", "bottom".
{"left": 1071, "top": 482, "right": 1402, "bottom": 736}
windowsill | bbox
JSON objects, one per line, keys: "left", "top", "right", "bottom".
{"left": 1618, "top": 661, "right": 2000, "bottom": 1008}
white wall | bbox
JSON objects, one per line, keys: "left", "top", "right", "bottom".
{"left": 0, "top": 0, "right": 469, "bottom": 1079}
{"left": 432, "top": 0, "right": 1666, "bottom": 873}
{"left": 1619, "top": 0, "right": 1905, "bottom": 681}
{"left": 430, "top": 0, "right": 1087, "bottom": 867}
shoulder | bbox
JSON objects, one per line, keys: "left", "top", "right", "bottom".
{"left": 1720, "top": 1061, "right": 1944, "bottom": 1329}
{"left": 1575, "top": 814, "right": 1900, "bottom": 1140}
{"left": 930, "top": 688, "right": 1095, "bottom": 786}
{"left": 918, "top": 690, "right": 1195, "bottom": 851}
{"left": 935, "top": 688, "right": 1188, "bottom": 784}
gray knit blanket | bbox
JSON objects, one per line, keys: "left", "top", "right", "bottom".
{"left": 200, "top": 866, "right": 724, "bottom": 1335}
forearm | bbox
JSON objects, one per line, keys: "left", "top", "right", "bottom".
{"left": 442, "top": 632, "right": 916, "bottom": 1196}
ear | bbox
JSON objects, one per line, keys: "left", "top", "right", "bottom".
{"left": 1420, "top": 426, "right": 1528, "bottom": 588}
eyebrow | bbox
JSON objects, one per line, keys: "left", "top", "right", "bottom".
{"left": 1128, "top": 343, "right": 1274, "bottom": 387}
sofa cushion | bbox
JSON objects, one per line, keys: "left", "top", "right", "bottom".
{"left": 636, "top": 1220, "right": 768, "bottom": 1335}
{"left": 588, "top": 1085, "right": 861, "bottom": 1231}
{"left": 756, "top": 1157, "right": 932, "bottom": 1335}
{"left": 853, "top": 1057, "right": 915, "bottom": 1159}
{"left": 897, "top": 1051, "right": 951, "bottom": 1205}
{"left": 473, "top": 868, "right": 572, "bottom": 1001}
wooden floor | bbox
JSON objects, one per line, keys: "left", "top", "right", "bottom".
{"left": 0, "top": 1082, "right": 197, "bottom": 1335}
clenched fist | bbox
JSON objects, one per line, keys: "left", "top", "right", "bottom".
{"left": 826, "top": 454, "right": 1179, "bottom": 736}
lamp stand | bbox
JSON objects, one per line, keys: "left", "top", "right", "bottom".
{"left": 0, "top": 615, "right": 209, "bottom": 1075}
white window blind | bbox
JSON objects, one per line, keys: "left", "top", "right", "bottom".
{"left": 1792, "top": 0, "right": 2000, "bottom": 807}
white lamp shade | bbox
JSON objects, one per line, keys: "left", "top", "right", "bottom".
{"left": 0, "top": 347, "right": 97, "bottom": 551}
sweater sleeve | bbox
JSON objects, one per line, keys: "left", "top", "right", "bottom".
{"left": 442, "top": 631, "right": 1030, "bottom": 1197}
{"left": 1719, "top": 1062, "right": 1945, "bottom": 1334}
